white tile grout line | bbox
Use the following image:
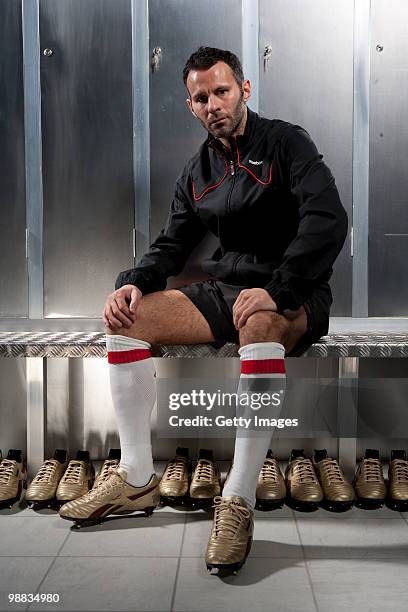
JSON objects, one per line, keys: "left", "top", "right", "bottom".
{"left": 294, "top": 513, "right": 321, "bottom": 612}
{"left": 170, "top": 511, "right": 188, "bottom": 612}
{"left": 25, "top": 530, "right": 71, "bottom": 612}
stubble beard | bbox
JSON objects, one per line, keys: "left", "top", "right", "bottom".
{"left": 204, "top": 91, "right": 246, "bottom": 140}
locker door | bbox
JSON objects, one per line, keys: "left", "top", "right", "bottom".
{"left": 369, "top": 0, "right": 408, "bottom": 315}
{"left": 149, "top": 0, "right": 242, "bottom": 286}
{"left": 40, "top": 0, "right": 134, "bottom": 317}
{"left": 259, "top": 0, "right": 353, "bottom": 315}
{"left": 0, "top": 0, "right": 28, "bottom": 317}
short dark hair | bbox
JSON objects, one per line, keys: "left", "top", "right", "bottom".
{"left": 183, "top": 46, "right": 244, "bottom": 90}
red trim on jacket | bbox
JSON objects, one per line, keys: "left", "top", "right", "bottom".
{"left": 241, "top": 358, "right": 285, "bottom": 375}
{"left": 234, "top": 138, "right": 273, "bottom": 185}
{"left": 192, "top": 159, "right": 229, "bottom": 201}
{"left": 108, "top": 348, "right": 151, "bottom": 364}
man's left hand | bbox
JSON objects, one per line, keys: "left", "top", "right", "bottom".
{"left": 232, "top": 288, "right": 278, "bottom": 329}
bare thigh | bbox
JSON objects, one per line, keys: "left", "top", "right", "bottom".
{"left": 105, "top": 289, "right": 215, "bottom": 345}
{"left": 239, "top": 306, "right": 308, "bottom": 355}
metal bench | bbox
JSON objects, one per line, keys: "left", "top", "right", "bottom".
{"left": 1, "top": 319, "right": 408, "bottom": 475}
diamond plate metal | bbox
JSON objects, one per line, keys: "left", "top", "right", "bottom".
{"left": 2, "top": 331, "right": 408, "bottom": 358}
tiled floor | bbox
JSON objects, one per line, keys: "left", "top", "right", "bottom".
{"left": 1, "top": 464, "right": 408, "bottom": 612}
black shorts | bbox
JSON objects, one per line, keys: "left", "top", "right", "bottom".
{"left": 177, "top": 279, "right": 332, "bottom": 357}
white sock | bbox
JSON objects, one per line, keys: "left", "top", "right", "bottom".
{"left": 222, "top": 342, "right": 286, "bottom": 509}
{"left": 107, "top": 334, "right": 156, "bottom": 486}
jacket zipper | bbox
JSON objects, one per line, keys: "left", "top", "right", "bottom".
{"left": 227, "top": 143, "right": 237, "bottom": 214}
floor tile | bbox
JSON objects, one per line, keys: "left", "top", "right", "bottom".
{"left": 297, "top": 517, "right": 408, "bottom": 558}
{"left": 308, "top": 558, "right": 408, "bottom": 612}
{"left": 0, "top": 558, "right": 54, "bottom": 611}
{"left": 181, "top": 514, "right": 303, "bottom": 558}
{"left": 27, "top": 557, "right": 178, "bottom": 611}
{"left": 295, "top": 504, "right": 400, "bottom": 519}
{"left": 173, "top": 557, "right": 317, "bottom": 612}
{"left": 59, "top": 513, "right": 185, "bottom": 557}
{"left": 0, "top": 517, "right": 69, "bottom": 556}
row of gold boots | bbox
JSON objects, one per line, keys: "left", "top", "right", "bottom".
{"left": 159, "top": 447, "right": 408, "bottom": 514}
{"left": 0, "top": 449, "right": 27, "bottom": 509}
{"left": 354, "top": 448, "right": 408, "bottom": 511}
{"left": 25, "top": 449, "right": 96, "bottom": 509}
{"left": 159, "top": 447, "right": 221, "bottom": 508}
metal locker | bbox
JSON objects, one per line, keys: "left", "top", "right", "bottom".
{"left": 148, "top": 0, "right": 242, "bottom": 287}
{"left": 259, "top": 0, "right": 354, "bottom": 316}
{"left": 0, "top": 0, "right": 28, "bottom": 317}
{"left": 369, "top": 0, "right": 408, "bottom": 315}
{"left": 39, "top": 0, "right": 134, "bottom": 317}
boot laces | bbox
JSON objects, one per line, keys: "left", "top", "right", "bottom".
{"left": 212, "top": 496, "right": 251, "bottom": 539}
{"left": 88, "top": 467, "right": 123, "bottom": 500}
{"left": 164, "top": 457, "right": 187, "bottom": 481}
{"left": 195, "top": 459, "right": 215, "bottom": 481}
{"left": 35, "top": 460, "right": 59, "bottom": 483}
{"left": 319, "top": 459, "right": 344, "bottom": 483}
{"left": 62, "top": 460, "right": 85, "bottom": 484}
{"left": 0, "top": 460, "right": 16, "bottom": 483}
{"left": 393, "top": 460, "right": 408, "bottom": 483}
{"left": 260, "top": 458, "right": 279, "bottom": 482}
{"left": 96, "top": 460, "right": 118, "bottom": 484}
{"left": 293, "top": 459, "right": 317, "bottom": 484}
{"left": 361, "top": 458, "right": 383, "bottom": 482}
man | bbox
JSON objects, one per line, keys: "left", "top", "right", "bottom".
{"left": 59, "top": 47, "right": 347, "bottom": 573}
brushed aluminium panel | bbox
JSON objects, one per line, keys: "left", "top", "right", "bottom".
{"left": 149, "top": 0, "right": 242, "bottom": 286}
{"left": 40, "top": 0, "right": 134, "bottom": 317}
{"left": 369, "top": 0, "right": 408, "bottom": 315}
{"left": 259, "top": 0, "right": 353, "bottom": 316}
{"left": 0, "top": 360, "right": 26, "bottom": 456}
{"left": 0, "top": 0, "right": 28, "bottom": 317}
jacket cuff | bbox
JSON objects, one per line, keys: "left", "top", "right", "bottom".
{"left": 114, "top": 270, "right": 149, "bottom": 295}
{"left": 264, "top": 281, "right": 298, "bottom": 312}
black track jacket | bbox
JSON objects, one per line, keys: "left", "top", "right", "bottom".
{"left": 115, "top": 108, "right": 348, "bottom": 312}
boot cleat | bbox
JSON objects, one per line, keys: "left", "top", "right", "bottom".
{"left": 59, "top": 466, "right": 160, "bottom": 528}
{"left": 56, "top": 450, "right": 95, "bottom": 504}
{"left": 285, "top": 449, "right": 323, "bottom": 512}
{"left": 159, "top": 447, "right": 190, "bottom": 506}
{"left": 313, "top": 449, "right": 354, "bottom": 512}
{"left": 255, "top": 449, "right": 286, "bottom": 511}
{"left": 354, "top": 449, "right": 386, "bottom": 510}
{"left": 26, "top": 449, "right": 68, "bottom": 510}
{"left": 387, "top": 450, "right": 408, "bottom": 511}
{"left": 205, "top": 495, "right": 253, "bottom": 575}
{"left": 190, "top": 449, "right": 221, "bottom": 509}
{"left": 0, "top": 449, "right": 27, "bottom": 509}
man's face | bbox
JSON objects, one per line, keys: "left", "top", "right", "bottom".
{"left": 186, "top": 61, "right": 251, "bottom": 142}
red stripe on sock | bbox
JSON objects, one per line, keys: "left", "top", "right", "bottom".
{"left": 108, "top": 348, "right": 151, "bottom": 364}
{"left": 241, "top": 359, "right": 285, "bottom": 375}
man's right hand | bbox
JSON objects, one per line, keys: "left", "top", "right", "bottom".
{"left": 103, "top": 284, "right": 142, "bottom": 329}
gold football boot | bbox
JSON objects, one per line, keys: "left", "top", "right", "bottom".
{"left": 26, "top": 450, "right": 68, "bottom": 509}
{"left": 313, "top": 449, "right": 354, "bottom": 512}
{"left": 354, "top": 449, "right": 386, "bottom": 509}
{"left": 388, "top": 450, "right": 408, "bottom": 511}
{"left": 159, "top": 447, "right": 190, "bottom": 505}
{"left": 0, "top": 449, "right": 27, "bottom": 509}
{"left": 206, "top": 495, "right": 254, "bottom": 575}
{"left": 59, "top": 466, "right": 160, "bottom": 527}
{"left": 56, "top": 450, "right": 95, "bottom": 503}
{"left": 285, "top": 449, "right": 323, "bottom": 511}
{"left": 94, "top": 448, "right": 121, "bottom": 488}
{"left": 256, "top": 449, "right": 286, "bottom": 511}
{"left": 190, "top": 449, "right": 221, "bottom": 508}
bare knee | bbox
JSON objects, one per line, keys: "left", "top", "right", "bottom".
{"left": 105, "top": 295, "right": 154, "bottom": 343}
{"left": 239, "top": 311, "right": 288, "bottom": 346}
